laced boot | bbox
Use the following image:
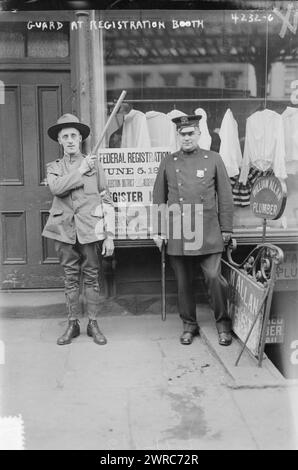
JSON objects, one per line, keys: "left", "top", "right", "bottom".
{"left": 87, "top": 320, "right": 107, "bottom": 345}
{"left": 57, "top": 320, "right": 80, "bottom": 345}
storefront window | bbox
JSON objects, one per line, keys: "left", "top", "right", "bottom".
{"left": 100, "top": 8, "right": 298, "bottom": 238}
{"left": 266, "top": 4, "right": 298, "bottom": 232}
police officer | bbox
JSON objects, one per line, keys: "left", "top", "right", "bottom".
{"left": 153, "top": 115, "right": 234, "bottom": 346}
{"left": 43, "top": 114, "right": 115, "bottom": 346}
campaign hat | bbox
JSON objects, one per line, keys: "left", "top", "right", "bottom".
{"left": 48, "top": 114, "right": 90, "bottom": 141}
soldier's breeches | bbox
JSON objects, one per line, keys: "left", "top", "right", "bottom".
{"left": 55, "top": 240, "right": 102, "bottom": 320}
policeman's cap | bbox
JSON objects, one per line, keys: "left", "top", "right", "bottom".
{"left": 171, "top": 114, "right": 202, "bottom": 131}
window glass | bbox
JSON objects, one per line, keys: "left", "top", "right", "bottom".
{"left": 0, "top": 22, "right": 69, "bottom": 59}
{"left": 27, "top": 31, "right": 69, "bottom": 58}
{"left": 102, "top": 8, "right": 298, "bottom": 235}
{"left": 234, "top": 4, "right": 298, "bottom": 232}
{"left": 0, "top": 30, "right": 25, "bottom": 58}
{"left": 103, "top": 10, "right": 266, "bottom": 104}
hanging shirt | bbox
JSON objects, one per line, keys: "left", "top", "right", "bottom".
{"left": 167, "top": 109, "right": 187, "bottom": 152}
{"left": 282, "top": 106, "right": 298, "bottom": 175}
{"left": 219, "top": 108, "right": 242, "bottom": 178}
{"left": 121, "top": 109, "right": 151, "bottom": 148}
{"left": 239, "top": 109, "right": 287, "bottom": 184}
{"left": 194, "top": 107, "right": 212, "bottom": 150}
{"left": 145, "top": 111, "right": 176, "bottom": 149}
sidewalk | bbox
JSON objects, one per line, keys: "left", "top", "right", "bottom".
{"left": 0, "top": 290, "right": 290, "bottom": 387}
{"left": 0, "top": 293, "right": 297, "bottom": 449}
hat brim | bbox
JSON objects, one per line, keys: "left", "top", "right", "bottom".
{"left": 178, "top": 125, "right": 197, "bottom": 133}
{"left": 48, "top": 122, "right": 90, "bottom": 141}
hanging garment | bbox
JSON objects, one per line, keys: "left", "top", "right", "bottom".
{"left": 109, "top": 125, "right": 123, "bottom": 148}
{"left": 239, "top": 109, "right": 287, "bottom": 184}
{"left": 218, "top": 108, "right": 242, "bottom": 178}
{"left": 194, "top": 107, "right": 211, "bottom": 150}
{"left": 121, "top": 109, "right": 151, "bottom": 148}
{"left": 107, "top": 114, "right": 124, "bottom": 148}
{"left": 210, "top": 129, "right": 221, "bottom": 153}
{"left": 167, "top": 109, "right": 187, "bottom": 152}
{"left": 282, "top": 106, "right": 298, "bottom": 175}
{"left": 230, "top": 167, "right": 263, "bottom": 206}
{"left": 145, "top": 110, "right": 176, "bottom": 149}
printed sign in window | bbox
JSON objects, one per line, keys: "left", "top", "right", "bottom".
{"left": 266, "top": 318, "right": 285, "bottom": 344}
{"left": 276, "top": 251, "right": 298, "bottom": 280}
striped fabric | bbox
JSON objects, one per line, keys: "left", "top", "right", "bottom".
{"left": 230, "top": 167, "right": 273, "bottom": 206}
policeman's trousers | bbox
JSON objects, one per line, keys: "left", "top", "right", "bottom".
{"left": 169, "top": 252, "right": 231, "bottom": 333}
{"left": 55, "top": 240, "right": 102, "bottom": 320}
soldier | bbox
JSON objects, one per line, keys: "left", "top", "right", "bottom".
{"left": 43, "top": 114, "right": 115, "bottom": 346}
{"left": 153, "top": 115, "right": 234, "bottom": 346}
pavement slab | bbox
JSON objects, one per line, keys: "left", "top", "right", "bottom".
{"left": 0, "top": 313, "right": 297, "bottom": 450}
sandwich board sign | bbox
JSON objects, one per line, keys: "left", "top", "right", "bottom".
{"left": 223, "top": 174, "right": 287, "bottom": 364}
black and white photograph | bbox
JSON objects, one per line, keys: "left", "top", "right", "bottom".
{"left": 0, "top": 0, "right": 298, "bottom": 452}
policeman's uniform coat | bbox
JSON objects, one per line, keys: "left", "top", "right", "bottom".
{"left": 42, "top": 154, "right": 114, "bottom": 244}
{"left": 153, "top": 147, "right": 233, "bottom": 256}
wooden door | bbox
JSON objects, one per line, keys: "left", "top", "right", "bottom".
{"left": 0, "top": 70, "right": 72, "bottom": 288}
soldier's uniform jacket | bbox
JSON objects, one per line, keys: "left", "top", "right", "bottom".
{"left": 42, "top": 153, "right": 114, "bottom": 244}
{"left": 152, "top": 147, "right": 233, "bottom": 256}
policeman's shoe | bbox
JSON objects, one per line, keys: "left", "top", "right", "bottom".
{"left": 218, "top": 331, "right": 232, "bottom": 346}
{"left": 57, "top": 320, "right": 80, "bottom": 345}
{"left": 87, "top": 320, "right": 107, "bottom": 345}
{"left": 180, "top": 327, "right": 199, "bottom": 345}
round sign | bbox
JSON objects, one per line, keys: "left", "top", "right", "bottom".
{"left": 250, "top": 175, "right": 287, "bottom": 220}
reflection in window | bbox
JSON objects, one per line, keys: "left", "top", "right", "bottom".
{"left": 284, "top": 65, "right": 298, "bottom": 98}
{"left": 129, "top": 72, "right": 150, "bottom": 88}
{"left": 160, "top": 72, "right": 181, "bottom": 87}
{"left": 101, "top": 10, "right": 298, "bottom": 232}
{"left": 191, "top": 72, "right": 211, "bottom": 88}
{"left": 106, "top": 72, "right": 119, "bottom": 89}
{"left": 222, "top": 71, "right": 242, "bottom": 89}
